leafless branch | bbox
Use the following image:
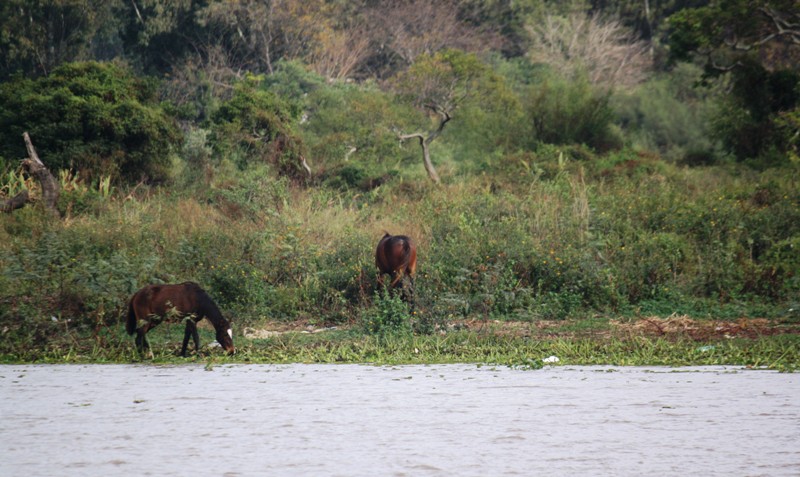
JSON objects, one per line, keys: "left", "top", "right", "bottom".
{"left": 1, "top": 190, "right": 29, "bottom": 213}
{"left": 760, "top": 6, "right": 800, "bottom": 45}
{"left": 367, "top": 0, "right": 500, "bottom": 66}
{"left": 526, "top": 13, "right": 652, "bottom": 90}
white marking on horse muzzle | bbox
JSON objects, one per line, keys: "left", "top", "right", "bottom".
{"left": 227, "top": 329, "right": 233, "bottom": 339}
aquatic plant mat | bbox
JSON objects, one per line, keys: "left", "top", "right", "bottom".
{"left": 1, "top": 317, "right": 798, "bottom": 371}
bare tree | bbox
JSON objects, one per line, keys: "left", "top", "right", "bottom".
{"left": 195, "top": 0, "right": 368, "bottom": 81}
{"left": 309, "top": 26, "right": 372, "bottom": 80}
{"left": 398, "top": 108, "right": 449, "bottom": 184}
{"left": 526, "top": 13, "right": 652, "bottom": 90}
{"left": 368, "top": 0, "right": 499, "bottom": 67}
{"left": 197, "top": 0, "right": 279, "bottom": 75}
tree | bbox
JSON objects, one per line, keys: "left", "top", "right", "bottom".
{"left": 526, "top": 12, "right": 652, "bottom": 90}
{"left": 210, "top": 78, "right": 310, "bottom": 180}
{"left": 0, "top": 0, "right": 121, "bottom": 80}
{"left": 668, "top": 0, "right": 800, "bottom": 164}
{"left": 195, "top": 0, "right": 364, "bottom": 80}
{"left": 117, "top": 0, "right": 197, "bottom": 73}
{"left": 458, "top": 0, "right": 591, "bottom": 57}
{"left": 391, "top": 49, "right": 509, "bottom": 183}
{"left": 668, "top": 0, "right": 799, "bottom": 73}
{"left": 364, "top": 0, "right": 500, "bottom": 78}
{"left": 0, "top": 61, "right": 180, "bottom": 183}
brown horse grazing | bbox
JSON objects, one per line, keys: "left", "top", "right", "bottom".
{"left": 375, "top": 233, "right": 417, "bottom": 303}
{"left": 126, "top": 282, "right": 235, "bottom": 358}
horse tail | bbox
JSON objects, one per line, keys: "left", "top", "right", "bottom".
{"left": 125, "top": 297, "right": 137, "bottom": 335}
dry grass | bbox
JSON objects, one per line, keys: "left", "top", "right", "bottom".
{"left": 610, "top": 315, "right": 799, "bottom": 340}
{"left": 238, "top": 315, "right": 800, "bottom": 343}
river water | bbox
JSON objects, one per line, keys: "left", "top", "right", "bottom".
{"left": 1, "top": 364, "right": 798, "bottom": 476}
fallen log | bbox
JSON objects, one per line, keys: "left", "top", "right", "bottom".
{"left": 1, "top": 190, "right": 29, "bottom": 213}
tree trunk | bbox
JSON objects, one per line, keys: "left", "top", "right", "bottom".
{"left": 420, "top": 137, "right": 441, "bottom": 184}
{"left": 400, "top": 134, "right": 441, "bottom": 184}
{"left": 399, "top": 108, "right": 450, "bottom": 184}
{"left": 2, "top": 133, "right": 61, "bottom": 215}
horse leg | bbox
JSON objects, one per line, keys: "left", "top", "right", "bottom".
{"left": 191, "top": 320, "right": 201, "bottom": 353}
{"left": 181, "top": 319, "right": 199, "bottom": 357}
{"left": 135, "top": 331, "right": 145, "bottom": 353}
{"left": 389, "top": 270, "right": 403, "bottom": 289}
{"left": 135, "top": 329, "right": 154, "bottom": 359}
{"left": 406, "top": 275, "right": 416, "bottom": 311}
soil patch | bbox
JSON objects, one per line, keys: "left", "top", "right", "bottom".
{"left": 610, "top": 316, "right": 799, "bottom": 340}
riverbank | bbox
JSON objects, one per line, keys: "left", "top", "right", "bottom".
{"left": 2, "top": 316, "right": 798, "bottom": 370}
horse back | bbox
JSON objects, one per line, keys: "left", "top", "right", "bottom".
{"left": 132, "top": 282, "right": 203, "bottom": 318}
{"left": 376, "top": 233, "right": 416, "bottom": 276}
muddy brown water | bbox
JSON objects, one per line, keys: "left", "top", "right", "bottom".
{"left": 1, "top": 364, "right": 798, "bottom": 476}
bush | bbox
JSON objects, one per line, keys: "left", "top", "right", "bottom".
{"left": 210, "top": 78, "right": 307, "bottom": 179}
{"left": 0, "top": 61, "right": 180, "bottom": 183}
{"left": 299, "top": 81, "right": 420, "bottom": 187}
{"left": 522, "top": 73, "right": 620, "bottom": 152}
{"left": 614, "top": 64, "right": 721, "bottom": 163}
{"left": 361, "top": 289, "right": 412, "bottom": 337}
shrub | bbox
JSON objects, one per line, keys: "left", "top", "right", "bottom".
{"left": 0, "top": 61, "right": 180, "bottom": 183}
{"left": 300, "top": 82, "right": 420, "bottom": 186}
{"left": 361, "top": 289, "right": 412, "bottom": 337}
{"left": 522, "top": 73, "right": 620, "bottom": 152}
{"left": 210, "top": 78, "right": 307, "bottom": 179}
{"left": 614, "top": 63, "right": 721, "bottom": 163}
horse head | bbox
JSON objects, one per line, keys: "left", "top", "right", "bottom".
{"left": 215, "top": 325, "right": 236, "bottom": 355}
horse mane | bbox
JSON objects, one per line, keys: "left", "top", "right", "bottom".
{"left": 186, "top": 282, "right": 230, "bottom": 330}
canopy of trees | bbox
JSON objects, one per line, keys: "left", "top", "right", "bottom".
{"left": 0, "top": 0, "right": 797, "bottom": 181}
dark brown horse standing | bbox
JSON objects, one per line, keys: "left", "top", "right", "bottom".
{"left": 375, "top": 233, "right": 417, "bottom": 304}
{"left": 126, "top": 282, "right": 235, "bottom": 358}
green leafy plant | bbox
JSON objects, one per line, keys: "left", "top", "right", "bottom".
{"left": 0, "top": 61, "right": 180, "bottom": 183}
{"left": 361, "top": 289, "right": 412, "bottom": 337}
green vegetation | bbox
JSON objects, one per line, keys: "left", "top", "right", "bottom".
{"left": 1, "top": 1, "right": 798, "bottom": 368}
{"left": 3, "top": 324, "right": 797, "bottom": 372}
{"left": 0, "top": 62, "right": 179, "bottom": 182}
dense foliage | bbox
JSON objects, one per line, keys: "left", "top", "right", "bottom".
{"left": 0, "top": 62, "right": 179, "bottom": 182}
{"left": 1, "top": 1, "right": 798, "bottom": 361}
